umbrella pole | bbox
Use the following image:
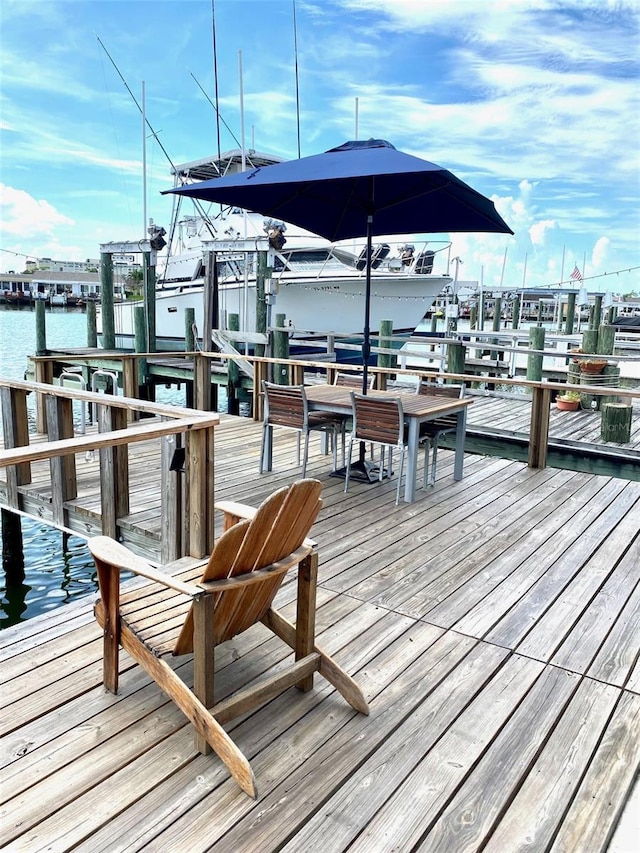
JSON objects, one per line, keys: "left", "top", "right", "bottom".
{"left": 362, "top": 214, "right": 372, "bottom": 396}
{"left": 331, "top": 215, "right": 381, "bottom": 484}
{"left": 358, "top": 216, "right": 373, "bottom": 467}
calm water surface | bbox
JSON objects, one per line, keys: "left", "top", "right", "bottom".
{"left": 0, "top": 305, "right": 185, "bottom": 628}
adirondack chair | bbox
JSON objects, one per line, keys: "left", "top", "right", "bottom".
{"left": 88, "top": 478, "right": 368, "bottom": 798}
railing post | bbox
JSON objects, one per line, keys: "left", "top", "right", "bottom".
{"left": 34, "top": 358, "right": 53, "bottom": 433}
{"left": 253, "top": 360, "right": 267, "bottom": 421}
{"left": 161, "top": 432, "right": 182, "bottom": 563}
{"left": 185, "top": 423, "right": 215, "bottom": 558}
{"left": 0, "top": 387, "right": 32, "bottom": 507}
{"left": 194, "top": 352, "right": 213, "bottom": 411}
{"left": 46, "top": 395, "right": 77, "bottom": 526}
{"left": 121, "top": 357, "right": 139, "bottom": 418}
{"left": 98, "top": 404, "right": 129, "bottom": 538}
{"left": 528, "top": 385, "right": 551, "bottom": 469}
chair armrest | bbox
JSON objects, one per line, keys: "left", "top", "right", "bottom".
{"left": 214, "top": 500, "right": 258, "bottom": 521}
{"left": 88, "top": 536, "right": 200, "bottom": 597}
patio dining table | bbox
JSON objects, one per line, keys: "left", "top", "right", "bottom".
{"left": 262, "top": 383, "right": 474, "bottom": 503}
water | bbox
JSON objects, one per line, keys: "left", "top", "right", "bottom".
{"left": 0, "top": 305, "right": 187, "bottom": 629}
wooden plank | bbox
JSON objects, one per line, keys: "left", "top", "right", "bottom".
{"left": 398, "top": 665, "right": 581, "bottom": 852}
{"left": 124, "top": 625, "right": 475, "bottom": 853}
{"left": 466, "top": 479, "right": 638, "bottom": 646}
{"left": 551, "top": 536, "right": 640, "bottom": 677}
{"left": 480, "top": 678, "right": 621, "bottom": 852}
{"left": 514, "top": 489, "right": 640, "bottom": 665}
{"left": 548, "top": 689, "right": 640, "bottom": 853}
{"left": 587, "top": 572, "right": 640, "bottom": 688}
{"left": 341, "top": 653, "right": 544, "bottom": 853}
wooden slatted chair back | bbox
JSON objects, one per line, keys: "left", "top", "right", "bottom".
{"left": 263, "top": 382, "right": 307, "bottom": 429}
{"left": 351, "top": 392, "right": 404, "bottom": 447}
{"left": 417, "top": 380, "right": 465, "bottom": 430}
{"left": 174, "top": 478, "right": 323, "bottom": 654}
{"left": 417, "top": 379, "right": 465, "bottom": 400}
{"left": 334, "top": 372, "right": 374, "bottom": 390}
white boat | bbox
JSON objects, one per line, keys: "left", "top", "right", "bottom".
{"left": 100, "top": 150, "right": 454, "bottom": 351}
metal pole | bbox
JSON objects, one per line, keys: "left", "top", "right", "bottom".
{"left": 362, "top": 214, "right": 373, "bottom": 395}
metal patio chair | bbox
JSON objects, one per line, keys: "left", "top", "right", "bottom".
{"left": 260, "top": 381, "right": 345, "bottom": 475}
{"left": 344, "top": 392, "right": 408, "bottom": 505}
{"left": 417, "top": 378, "right": 465, "bottom": 487}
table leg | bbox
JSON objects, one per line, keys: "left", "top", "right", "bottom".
{"left": 454, "top": 408, "right": 467, "bottom": 481}
{"left": 404, "top": 418, "right": 419, "bottom": 503}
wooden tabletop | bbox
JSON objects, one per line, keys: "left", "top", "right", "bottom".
{"left": 304, "top": 384, "right": 474, "bottom": 417}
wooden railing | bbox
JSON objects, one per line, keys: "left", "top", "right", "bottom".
{"left": 0, "top": 379, "right": 219, "bottom": 562}
{"left": 24, "top": 348, "right": 640, "bottom": 475}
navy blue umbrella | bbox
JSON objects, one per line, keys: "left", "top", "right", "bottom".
{"left": 164, "top": 139, "right": 512, "bottom": 391}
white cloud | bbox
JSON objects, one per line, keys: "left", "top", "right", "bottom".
{"left": 530, "top": 220, "right": 557, "bottom": 246}
{"left": 592, "top": 236, "right": 610, "bottom": 268}
{"left": 0, "top": 185, "right": 74, "bottom": 237}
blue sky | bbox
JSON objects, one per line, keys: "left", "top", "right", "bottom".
{"left": 1, "top": 0, "right": 639, "bottom": 293}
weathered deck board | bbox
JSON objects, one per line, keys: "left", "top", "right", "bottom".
{"left": 467, "top": 391, "right": 640, "bottom": 451}
{"left": 1, "top": 413, "right": 639, "bottom": 851}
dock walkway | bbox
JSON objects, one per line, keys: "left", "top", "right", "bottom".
{"left": 1, "top": 413, "right": 639, "bottom": 851}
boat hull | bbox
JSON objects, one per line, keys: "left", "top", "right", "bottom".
{"left": 102, "top": 273, "right": 451, "bottom": 351}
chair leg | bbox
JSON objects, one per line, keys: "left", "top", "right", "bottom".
{"left": 296, "top": 432, "right": 301, "bottom": 468}
{"left": 344, "top": 436, "right": 354, "bottom": 492}
{"left": 260, "top": 423, "right": 267, "bottom": 474}
{"left": 422, "top": 439, "right": 431, "bottom": 489}
{"left": 430, "top": 439, "right": 440, "bottom": 486}
{"left": 331, "top": 426, "right": 338, "bottom": 471}
{"left": 295, "top": 551, "right": 318, "bottom": 692}
{"left": 396, "top": 448, "right": 405, "bottom": 505}
{"left": 118, "top": 622, "right": 257, "bottom": 798}
{"left": 302, "top": 431, "right": 310, "bottom": 477}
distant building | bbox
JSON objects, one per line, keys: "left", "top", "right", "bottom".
{"left": 0, "top": 269, "right": 129, "bottom": 306}
{"left": 29, "top": 255, "right": 141, "bottom": 277}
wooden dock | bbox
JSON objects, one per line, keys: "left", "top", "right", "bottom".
{"left": 1, "top": 413, "right": 639, "bottom": 852}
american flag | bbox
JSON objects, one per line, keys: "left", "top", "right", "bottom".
{"left": 570, "top": 264, "right": 583, "bottom": 282}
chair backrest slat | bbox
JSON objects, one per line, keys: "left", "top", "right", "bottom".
{"left": 174, "top": 479, "right": 322, "bottom": 654}
{"left": 417, "top": 379, "right": 465, "bottom": 399}
{"left": 334, "top": 373, "right": 373, "bottom": 390}
{"left": 263, "top": 382, "right": 307, "bottom": 429}
{"left": 352, "top": 393, "right": 404, "bottom": 446}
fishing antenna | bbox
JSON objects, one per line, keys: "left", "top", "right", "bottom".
{"left": 190, "top": 72, "right": 244, "bottom": 153}
{"left": 96, "top": 35, "right": 218, "bottom": 245}
{"left": 211, "top": 0, "right": 221, "bottom": 160}
{"left": 293, "top": 0, "right": 301, "bottom": 158}
{"left": 97, "top": 35, "right": 177, "bottom": 174}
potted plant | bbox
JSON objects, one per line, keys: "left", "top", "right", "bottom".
{"left": 579, "top": 358, "right": 608, "bottom": 374}
{"left": 556, "top": 390, "right": 581, "bottom": 411}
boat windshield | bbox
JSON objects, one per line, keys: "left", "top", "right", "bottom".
{"left": 275, "top": 249, "right": 337, "bottom": 272}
